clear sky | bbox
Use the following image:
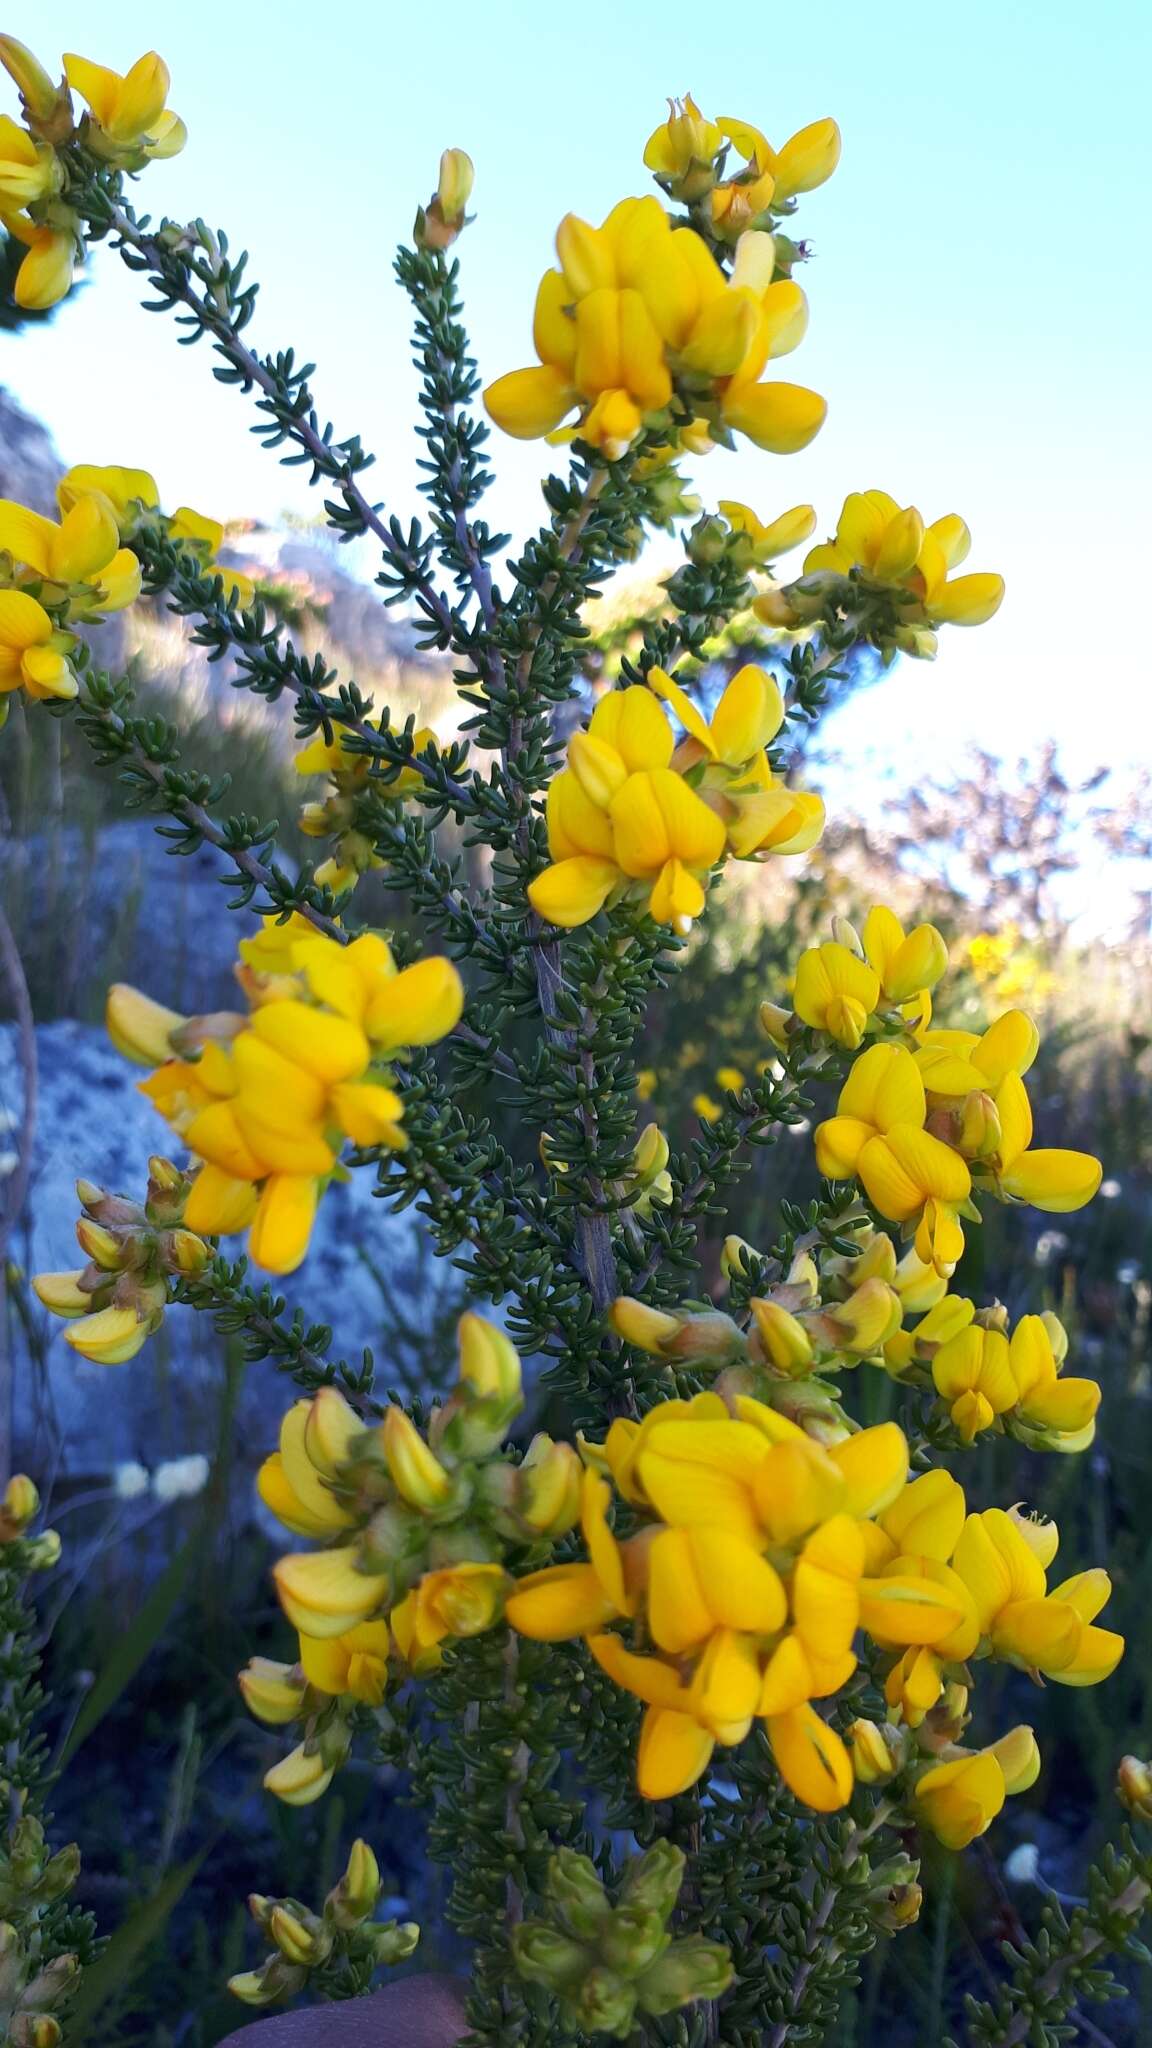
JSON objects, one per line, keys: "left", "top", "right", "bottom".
{"left": 7, "top": 0, "right": 1152, "bottom": 872}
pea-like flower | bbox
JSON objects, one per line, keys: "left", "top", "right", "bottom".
{"left": 107, "top": 922, "right": 464, "bottom": 1275}
{"left": 484, "top": 193, "right": 825, "bottom": 461}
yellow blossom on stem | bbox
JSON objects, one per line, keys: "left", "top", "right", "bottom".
{"left": 64, "top": 48, "right": 186, "bottom": 161}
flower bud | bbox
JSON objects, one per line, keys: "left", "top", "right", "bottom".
{"left": 619, "top": 1840, "right": 685, "bottom": 1920}
{"left": 457, "top": 1312, "right": 522, "bottom": 1409}
{"left": 34, "top": 1843, "right": 81, "bottom": 1903}
{"left": 631, "top": 1122, "right": 670, "bottom": 1187}
{"left": 757, "top": 1000, "right": 791, "bottom": 1047}
{"left": 304, "top": 1386, "right": 364, "bottom": 1475}
{"left": 601, "top": 1903, "right": 668, "bottom": 1975}
{"left": 31, "top": 1270, "right": 93, "bottom": 1319}
{"left": 75, "top": 1219, "right": 125, "bottom": 1271}
{"left": 749, "top": 1297, "right": 813, "bottom": 1375}
{"left": 0, "top": 37, "right": 66, "bottom": 128}
{"left": 372, "top": 1919, "right": 420, "bottom": 1965}
{"left": 848, "top": 1718, "right": 902, "bottom": 1784}
{"left": 575, "top": 1968, "right": 639, "bottom": 2036}
{"left": 517, "top": 1435, "right": 582, "bottom": 1538}
{"left": 437, "top": 147, "right": 473, "bottom": 221}
{"left": 610, "top": 1297, "right": 682, "bottom": 1354}
{"left": 105, "top": 983, "right": 187, "bottom": 1067}
{"left": 0, "top": 1475, "right": 39, "bottom": 1536}
{"left": 635, "top": 1934, "right": 734, "bottom": 2016}
{"left": 1041, "top": 1309, "right": 1069, "bottom": 1365}
{"left": 239, "top": 1657, "right": 307, "bottom": 1726}
{"left": 167, "top": 1229, "right": 210, "bottom": 1276}
{"left": 511, "top": 1920, "right": 590, "bottom": 1991}
{"left": 11, "top": 2017, "right": 62, "bottom": 2048}
{"left": 381, "top": 1408, "right": 455, "bottom": 1510}
{"left": 547, "top": 1848, "right": 611, "bottom": 1940}
{"left": 148, "top": 1155, "right": 185, "bottom": 1194}
{"left": 1118, "top": 1756, "right": 1152, "bottom": 1821}
{"left": 869, "top": 1880, "right": 923, "bottom": 1932}
{"left": 686, "top": 514, "right": 728, "bottom": 566}
{"left": 831, "top": 916, "right": 863, "bottom": 958}
{"left": 227, "top": 1957, "right": 306, "bottom": 2006}
{"left": 23, "top": 1530, "right": 62, "bottom": 1571}
{"left": 268, "top": 1905, "right": 330, "bottom": 1968}
{"left": 721, "top": 1235, "right": 761, "bottom": 1283}
{"left": 819, "top": 1278, "right": 903, "bottom": 1355}
{"left": 328, "top": 1838, "right": 381, "bottom": 1927}
{"left": 414, "top": 148, "right": 475, "bottom": 250}
{"left": 263, "top": 1743, "right": 335, "bottom": 1807}
{"left": 959, "top": 1090, "right": 1002, "bottom": 1160}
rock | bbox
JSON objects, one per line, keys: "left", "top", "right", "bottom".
{"left": 3, "top": 821, "right": 265, "bottom": 1016}
{"left": 0, "top": 1022, "right": 464, "bottom": 1481}
{"left": 0, "top": 387, "right": 60, "bottom": 514}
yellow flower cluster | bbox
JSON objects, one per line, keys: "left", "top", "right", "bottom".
{"left": 756, "top": 490, "right": 1004, "bottom": 658}
{"left": 295, "top": 717, "right": 437, "bottom": 895}
{"left": 771, "top": 906, "right": 1101, "bottom": 1273}
{"left": 505, "top": 1398, "right": 1119, "bottom": 1819}
{"left": 33, "top": 1156, "right": 209, "bottom": 1365}
{"left": 528, "top": 667, "right": 823, "bottom": 931}
{"left": 643, "top": 97, "right": 841, "bottom": 225}
{"left": 617, "top": 1209, "right": 1102, "bottom": 1457}
{"left": 859, "top": 1491, "right": 1121, "bottom": 1845}
{"left": 105, "top": 915, "right": 464, "bottom": 1275}
{"left": 245, "top": 1317, "right": 580, "bottom": 1802}
{"left": 0, "top": 463, "right": 252, "bottom": 716}
{"left": 484, "top": 94, "right": 836, "bottom": 462}
{"left": 890, "top": 1297, "right": 1100, "bottom": 1450}
{"left": 0, "top": 36, "right": 183, "bottom": 311}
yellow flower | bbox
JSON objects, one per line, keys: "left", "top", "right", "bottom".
{"left": 57, "top": 463, "right": 159, "bottom": 535}
{"left": 650, "top": 662, "right": 784, "bottom": 770}
{"left": 257, "top": 1397, "right": 359, "bottom": 1539}
{"left": 718, "top": 499, "right": 817, "bottom": 564}
{"left": 408, "top": 1563, "right": 508, "bottom": 1649}
{"left": 274, "top": 1544, "right": 391, "bottom": 1640}
{"left": 952, "top": 1509, "right": 1123, "bottom": 1686}
{"left": 801, "top": 489, "right": 1004, "bottom": 649}
{"left": 262, "top": 1742, "right": 334, "bottom": 1807}
{"left": 63, "top": 1303, "right": 156, "bottom": 1365}
{"left": 991, "top": 1072, "right": 1103, "bottom": 1214}
{"left": 484, "top": 199, "right": 825, "bottom": 462}
{"left": 0, "top": 36, "right": 64, "bottom": 126}
{"left": 238, "top": 1657, "right": 308, "bottom": 1725}
{"left": 1006, "top": 1313, "right": 1100, "bottom": 1449}
{"left": 415, "top": 147, "right": 475, "bottom": 248}
{"left": 793, "top": 941, "right": 880, "bottom": 1048}
{"left": 642, "top": 95, "right": 724, "bottom": 200}
{"left": 168, "top": 505, "right": 254, "bottom": 607}
{"left": 814, "top": 1043, "right": 971, "bottom": 1273}
{"left": 64, "top": 49, "right": 186, "bottom": 160}
{"left": 0, "top": 491, "right": 121, "bottom": 584}
{"left": 862, "top": 906, "right": 948, "bottom": 1006}
{"left": 0, "top": 589, "right": 76, "bottom": 702}
{"left": 932, "top": 1324, "right": 1018, "bottom": 1442}
{"left": 0, "top": 208, "right": 78, "bottom": 309}
{"left": 913, "top": 1738, "right": 1025, "bottom": 1850}
{"left": 297, "top": 1619, "right": 391, "bottom": 1706}
{"left": 123, "top": 927, "right": 463, "bottom": 1273}
{"left": 0, "top": 113, "right": 59, "bottom": 207}
{"left": 507, "top": 1470, "right": 637, "bottom": 1641}
{"left": 766, "top": 118, "right": 842, "bottom": 202}
{"left": 382, "top": 1408, "right": 455, "bottom": 1510}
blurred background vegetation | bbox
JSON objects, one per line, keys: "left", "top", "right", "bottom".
{"left": 1, "top": 383, "right": 1151, "bottom": 2044}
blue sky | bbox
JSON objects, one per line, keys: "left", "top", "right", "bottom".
{"left": 8, "top": 0, "right": 1152, "bottom": 880}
